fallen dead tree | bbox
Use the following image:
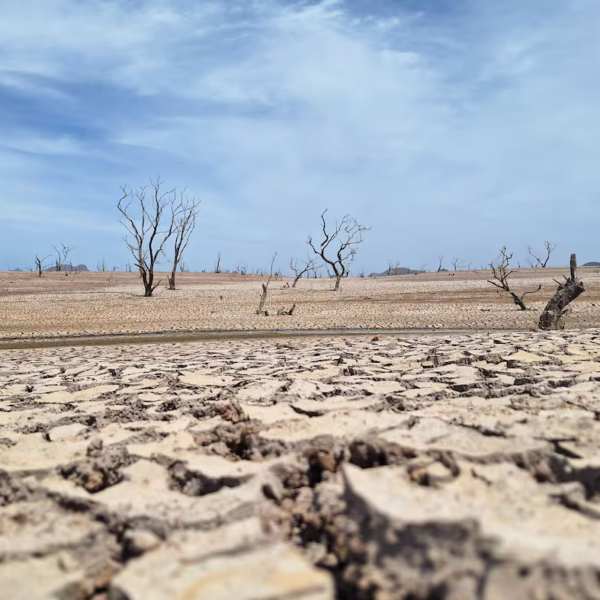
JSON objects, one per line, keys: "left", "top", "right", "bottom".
{"left": 539, "top": 254, "right": 585, "bottom": 330}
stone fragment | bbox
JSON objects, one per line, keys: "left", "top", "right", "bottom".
{"left": 236, "top": 379, "right": 286, "bottom": 401}
{"left": 0, "top": 555, "right": 84, "bottom": 600}
{"left": 38, "top": 384, "right": 119, "bottom": 404}
{"left": 379, "top": 417, "right": 549, "bottom": 463}
{"left": 46, "top": 423, "right": 88, "bottom": 441}
{"left": 0, "top": 500, "right": 103, "bottom": 560}
{"left": 114, "top": 538, "right": 334, "bottom": 600}
{"left": 262, "top": 410, "right": 411, "bottom": 443}
{"left": 179, "top": 372, "right": 235, "bottom": 387}
{"left": 92, "top": 459, "right": 272, "bottom": 528}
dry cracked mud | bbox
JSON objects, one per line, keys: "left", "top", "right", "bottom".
{"left": 3, "top": 329, "right": 600, "bottom": 599}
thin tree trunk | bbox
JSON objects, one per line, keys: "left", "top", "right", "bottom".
{"left": 334, "top": 274, "right": 342, "bottom": 291}
{"left": 539, "top": 254, "right": 585, "bottom": 330}
{"left": 510, "top": 293, "right": 527, "bottom": 311}
{"left": 257, "top": 283, "right": 268, "bottom": 314}
{"left": 168, "top": 270, "right": 176, "bottom": 290}
{"left": 292, "top": 275, "right": 301, "bottom": 288}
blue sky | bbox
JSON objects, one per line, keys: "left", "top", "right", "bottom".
{"left": 1, "top": 0, "right": 598, "bottom": 273}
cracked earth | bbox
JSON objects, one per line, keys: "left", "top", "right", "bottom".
{"left": 3, "top": 329, "right": 600, "bottom": 599}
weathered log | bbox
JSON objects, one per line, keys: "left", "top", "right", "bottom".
{"left": 538, "top": 254, "right": 585, "bottom": 330}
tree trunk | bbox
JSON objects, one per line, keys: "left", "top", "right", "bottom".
{"left": 143, "top": 270, "right": 154, "bottom": 297}
{"left": 539, "top": 254, "right": 585, "bottom": 330}
{"left": 292, "top": 275, "right": 301, "bottom": 288}
{"left": 257, "top": 283, "right": 268, "bottom": 314}
{"left": 509, "top": 292, "right": 527, "bottom": 311}
{"left": 334, "top": 274, "right": 342, "bottom": 292}
{"left": 168, "top": 270, "right": 176, "bottom": 290}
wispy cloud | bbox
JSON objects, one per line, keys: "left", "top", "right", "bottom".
{"left": 1, "top": 0, "right": 599, "bottom": 271}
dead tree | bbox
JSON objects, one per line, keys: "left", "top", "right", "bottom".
{"left": 539, "top": 254, "right": 585, "bottom": 330}
{"left": 387, "top": 259, "right": 401, "bottom": 276}
{"left": 53, "top": 244, "right": 74, "bottom": 272}
{"left": 526, "top": 241, "right": 557, "bottom": 268}
{"left": 307, "top": 210, "right": 370, "bottom": 292}
{"left": 97, "top": 258, "right": 106, "bottom": 272}
{"left": 168, "top": 191, "right": 201, "bottom": 290}
{"left": 117, "top": 178, "right": 187, "bottom": 297}
{"left": 214, "top": 252, "right": 222, "bottom": 273}
{"left": 277, "top": 304, "right": 296, "bottom": 316}
{"left": 437, "top": 255, "right": 444, "bottom": 272}
{"left": 34, "top": 255, "right": 51, "bottom": 277}
{"left": 488, "top": 247, "right": 541, "bottom": 311}
{"left": 451, "top": 257, "right": 463, "bottom": 272}
{"left": 257, "top": 253, "right": 277, "bottom": 315}
{"left": 290, "top": 256, "right": 318, "bottom": 288}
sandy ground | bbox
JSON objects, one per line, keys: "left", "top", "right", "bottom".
{"left": 1, "top": 267, "right": 600, "bottom": 340}
{"left": 3, "top": 329, "right": 600, "bottom": 599}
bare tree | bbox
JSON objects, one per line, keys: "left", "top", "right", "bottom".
{"left": 437, "top": 255, "right": 444, "bottom": 272}
{"left": 125, "top": 262, "right": 132, "bottom": 273}
{"left": 308, "top": 210, "right": 370, "bottom": 292}
{"left": 117, "top": 178, "right": 187, "bottom": 297}
{"left": 488, "top": 247, "right": 541, "bottom": 311}
{"left": 539, "top": 254, "right": 585, "bottom": 330}
{"left": 233, "top": 261, "right": 248, "bottom": 276}
{"left": 97, "top": 258, "right": 106, "bottom": 272}
{"left": 387, "top": 259, "right": 401, "bottom": 276}
{"left": 53, "top": 244, "right": 74, "bottom": 272}
{"left": 257, "top": 253, "right": 277, "bottom": 315}
{"left": 290, "top": 256, "right": 319, "bottom": 288}
{"left": 214, "top": 252, "right": 222, "bottom": 274}
{"left": 526, "top": 241, "right": 557, "bottom": 268}
{"left": 167, "top": 191, "right": 201, "bottom": 290}
{"left": 451, "top": 257, "right": 463, "bottom": 272}
{"left": 34, "top": 255, "right": 51, "bottom": 277}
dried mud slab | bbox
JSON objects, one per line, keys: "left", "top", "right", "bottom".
{"left": 2, "top": 329, "right": 600, "bottom": 598}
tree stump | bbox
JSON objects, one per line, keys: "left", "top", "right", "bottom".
{"left": 538, "top": 254, "right": 585, "bottom": 330}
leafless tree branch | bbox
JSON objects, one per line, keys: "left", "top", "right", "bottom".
{"left": 168, "top": 189, "right": 201, "bottom": 290}
{"left": 525, "top": 241, "right": 557, "bottom": 268}
{"left": 307, "top": 209, "right": 370, "bottom": 291}
{"left": 290, "top": 255, "right": 319, "bottom": 288}
{"left": 488, "top": 246, "right": 541, "bottom": 311}
{"left": 52, "top": 244, "right": 74, "bottom": 272}
{"left": 117, "top": 177, "right": 187, "bottom": 297}
{"left": 34, "top": 254, "right": 52, "bottom": 277}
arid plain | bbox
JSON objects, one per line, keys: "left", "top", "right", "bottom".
{"left": 2, "top": 268, "right": 600, "bottom": 599}
{"left": 1, "top": 267, "right": 600, "bottom": 341}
